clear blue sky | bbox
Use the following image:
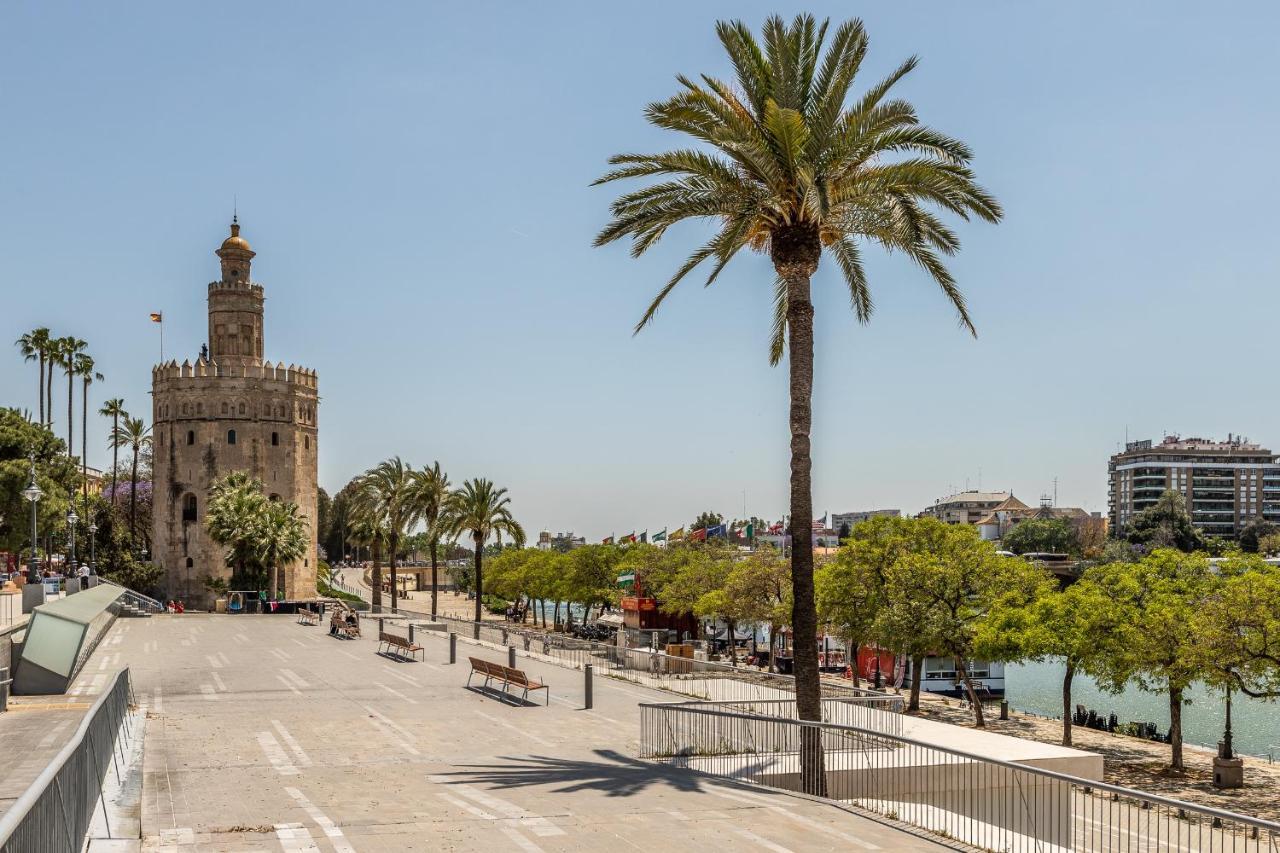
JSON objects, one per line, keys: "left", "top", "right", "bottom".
{"left": 4, "top": 2, "right": 1278, "bottom": 539}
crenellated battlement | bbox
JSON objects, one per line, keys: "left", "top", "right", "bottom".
{"left": 152, "top": 358, "right": 318, "bottom": 389}
{"left": 207, "top": 279, "right": 264, "bottom": 295}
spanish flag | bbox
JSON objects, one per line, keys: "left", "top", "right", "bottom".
{"left": 149, "top": 312, "right": 163, "bottom": 323}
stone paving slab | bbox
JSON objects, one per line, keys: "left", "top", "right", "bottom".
{"left": 69, "top": 614, "right": 954, "bottom": 852}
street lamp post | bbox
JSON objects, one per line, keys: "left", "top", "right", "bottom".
{"left": 88, "top": 521, "right": 98, "bottom": 574}
{"left": 67, "top": 504, "right": 79, "bottom": 575}
{"left": 22, "top": 454, "right": 43, "bottom": 580}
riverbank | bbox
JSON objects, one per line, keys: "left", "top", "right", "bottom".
{"left": 911, "top": 690, "right": 1280, "bottom": 821}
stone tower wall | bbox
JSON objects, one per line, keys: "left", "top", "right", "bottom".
{"left": 151, "top": 359, "right": 319, "bottom": 605}
{"left": 207, "top": 280, "right": 265, "bottom": 367}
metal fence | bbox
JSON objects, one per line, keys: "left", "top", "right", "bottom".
{"left": 639, "top": 701, "right": 1280, "bottom": 852}
{"left": 97, "top": 578, "right": 165, "bottom": 614}
{"left": 414, "top": 612, "right": 895, "bottom": 704}
{"left": 0, "top": 668, "right": 134, "bottom": 853}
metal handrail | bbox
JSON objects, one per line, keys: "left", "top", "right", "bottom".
{"left": 97, "top": 578, "right": 165, "bottom": 613}
{"left": 640, "top": 700, "right": 1280, "bottom": 836}
{"left": 0, "top": 668, "right": 134, "bottom": 851}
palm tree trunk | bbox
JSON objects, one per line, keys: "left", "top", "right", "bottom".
{"left": 110, "top": 413, "right": 119, "bottom": 506}
{"left": 429, "top": 539, "right": 439, "bottom": 618}
{"left": 46, "top": 364, "right": 54, "bottom": 429}
{"left": 371, "top": 539, "right": 383, "bottom": 612}
{"left": 269, "top": 564, "right": 279, "bottom": 601}
{"left": 37, "top": 355, "right": 44, "bottom": 426}
{"left": 66, "top": 368, "right": 74, "bottom": 457}
{"left": 81, "top": 379, "right": 88, "bottom": 509}
{"left": 129, "top": 448, "right": 139, "bottom": 553}
{"left": 472, "top": 534, "right": 483, "bottom": 624}
{"left": 777, "top": 232, "right": 824, "bottom": 797}
{"left": 389, "top": 533, "right": 399, "bottom": 613}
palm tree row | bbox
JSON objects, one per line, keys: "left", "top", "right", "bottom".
{"left": 346, "top": 459, "right": 523, "bottom": 621}
{"left": 595, "top": 14, "right": 1001, "bottom": 795}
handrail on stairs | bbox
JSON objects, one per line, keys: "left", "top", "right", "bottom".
{"left": 97, "top": 577, "right": 166, "bottom": 614}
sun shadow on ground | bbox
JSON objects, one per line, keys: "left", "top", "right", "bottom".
{"left": 437, "top": 749, "right": 771, "bottom": 798}
{"left": 462, "top": 685, "right": 541, "bottom": 707}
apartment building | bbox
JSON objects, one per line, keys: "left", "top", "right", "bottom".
{"left": 918, "top": 490, "right": 1013, "bottom": 525}
{"left": 1108, "top": 434, "right": 1280, "bottom": 537}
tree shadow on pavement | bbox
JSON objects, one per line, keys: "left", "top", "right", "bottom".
{"left": 435, "top": 749, "right": 771, "bottom": 798}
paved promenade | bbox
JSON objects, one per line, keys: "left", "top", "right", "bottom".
{"left": 82, "top": 614, "right": 950, "bottom": 852}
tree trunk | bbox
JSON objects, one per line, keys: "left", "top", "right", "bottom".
{"left": 472, "top": 534, "right": 483, "bottom": 623}
{"left": 1169, "top": 685, "right": 1185, "bottom": 770}
{"left": 46, "top": 366, "right": 54, "bottom": 430}
{"left": 37, "top": 356, "right": 44, "bottom": 427}
{"left": 371, "top": 539, "right": 383, "bottom": 612}
{"left": 776, "top": 228, "right": 824, "bottom": 797}
{"left": 726, "top": 619, "right": 737, "bottom": 665}
{"left": 129, "top": 450, "right": 139, "bottom": 554}
{"left": 67, "top": 369, "right": 74, "bottom": 458}
{"left": 269, "top": 564, "right": 278, "bottom": 601}
{"left": 110, "top": 413, "right": 119, "bottom": 507}
{"left": 429, "top": 539, "right": 439, "bottom": 618}
{"left": 850, "top": 641, "right": 862, "bottom": 688}
{"left": 1062, "top": 660, "right": 1076, "bottom": 747}
{"left": 957, "top": 657, "right": 987, "bottom": 728}
{"left": 81, "top": 380, "right": 88, "bottom": 511}
{"left": 388, "top": 533, "right": 399, "bottom": 613}
{"left": 908, "top": 653, "right": 925, "bottom": 711}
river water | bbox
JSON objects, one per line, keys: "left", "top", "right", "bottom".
{"left": 1004, "top": 660, "right": 1280, "bottom": 759}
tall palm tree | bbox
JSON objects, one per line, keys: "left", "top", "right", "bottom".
{"left": 594, "top": 14, "right": 1000, "bottom": 790}
{"left": 347, "top": 496, "right": 388, "bottom": 612}
{"left": 443, "top": 478, "right": 525, "bottom": 623}
{"left": 111, "top": 416, "right": 152, "bottom": 554}
{"left": 99, "top": 399, "right": 128, "bottom": 505}
{"left": 412, "top": 461, "right": 451, "bottom": 618}
{"left": 56, "top": 337, "right": 87, "bottom": 458}
{"left": 207, "top": 473, "right": 269, "bottom": 588}
{"left": 256, "top": 500, "right": 310, "bottom": 600}
{"left": 356, "top": 458, "right": 419, "bottom": 612}
{"left": 14, "top": 327, "right": 51, "bottom": 427}
{"left": 74, "top": 353, "right": 104, "bottom": 513}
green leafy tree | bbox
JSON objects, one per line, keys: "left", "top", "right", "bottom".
{"left": 1237, "top": 517, "right": 1278, "bottom": 554}
{"left": 1125, "top": 490, "right": 1205, "bottom": 552}
{"left": 690, "top": 511, "right": 724, "bottom": 532}
{"left": 1197, "top": 554, "right": 1280, "bottom": 700}
{"left": 1002, "top": 517, "right": 1077, "bottom": 555}
{"left": 987, "top": 573, "right": 1133, "bottom": 745}
{"left": 1091, "top": 550, "right": 1216, "bottom": 770}
{"left": 564, "top": 544, "right": 624, "bottom": 622}
{"left": 817, "top": 532, "right": 887, "bottom": 686}
{"left": 0, "top": 408, "right": 79, "bottom": 557}
{"left": 723, "top": 545, "right": 791, "bottom": 670}
{"left": 594, "top": 14, "right": 1001, "bottom": 789}
{"left": 443, "top": 478, "right": 525, "bottom": 622}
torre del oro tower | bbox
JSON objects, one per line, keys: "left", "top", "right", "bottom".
{"left": 151, "top": 220, "right": 319, "bottom": 603}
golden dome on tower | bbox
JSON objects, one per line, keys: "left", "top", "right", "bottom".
{"left": 216, "top": 217, "right": 255, "bottom": 259}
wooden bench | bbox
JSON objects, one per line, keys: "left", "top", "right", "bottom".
{"left": 466, "top": 657, "right": 548, "bottom": 705}
{"left": 298, "top": 609, "right": 320, "bottom": 626}
{"left": 379, "top": 631, "right": 423, "bottom": 661}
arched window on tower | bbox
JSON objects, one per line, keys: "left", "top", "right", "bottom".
{"left": 182, "top": 494, "right": 197, "bottom": 523}
{"left": 221, "top": 402, "right": 228, "bottom": 415}
{"left": 271, "top": 432, "right": 279, "bottom": 446}
{"left": 187, "top": 430, "right": 195, "bottom": 445}
{"left": 304, "top": 436, "right": 310, "bottom": 450}
{"left": 185, "top": 557, "right": 194, "bottom": 569}
{"left": 227, "top": 429, "right": 236, "bottom": 445}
